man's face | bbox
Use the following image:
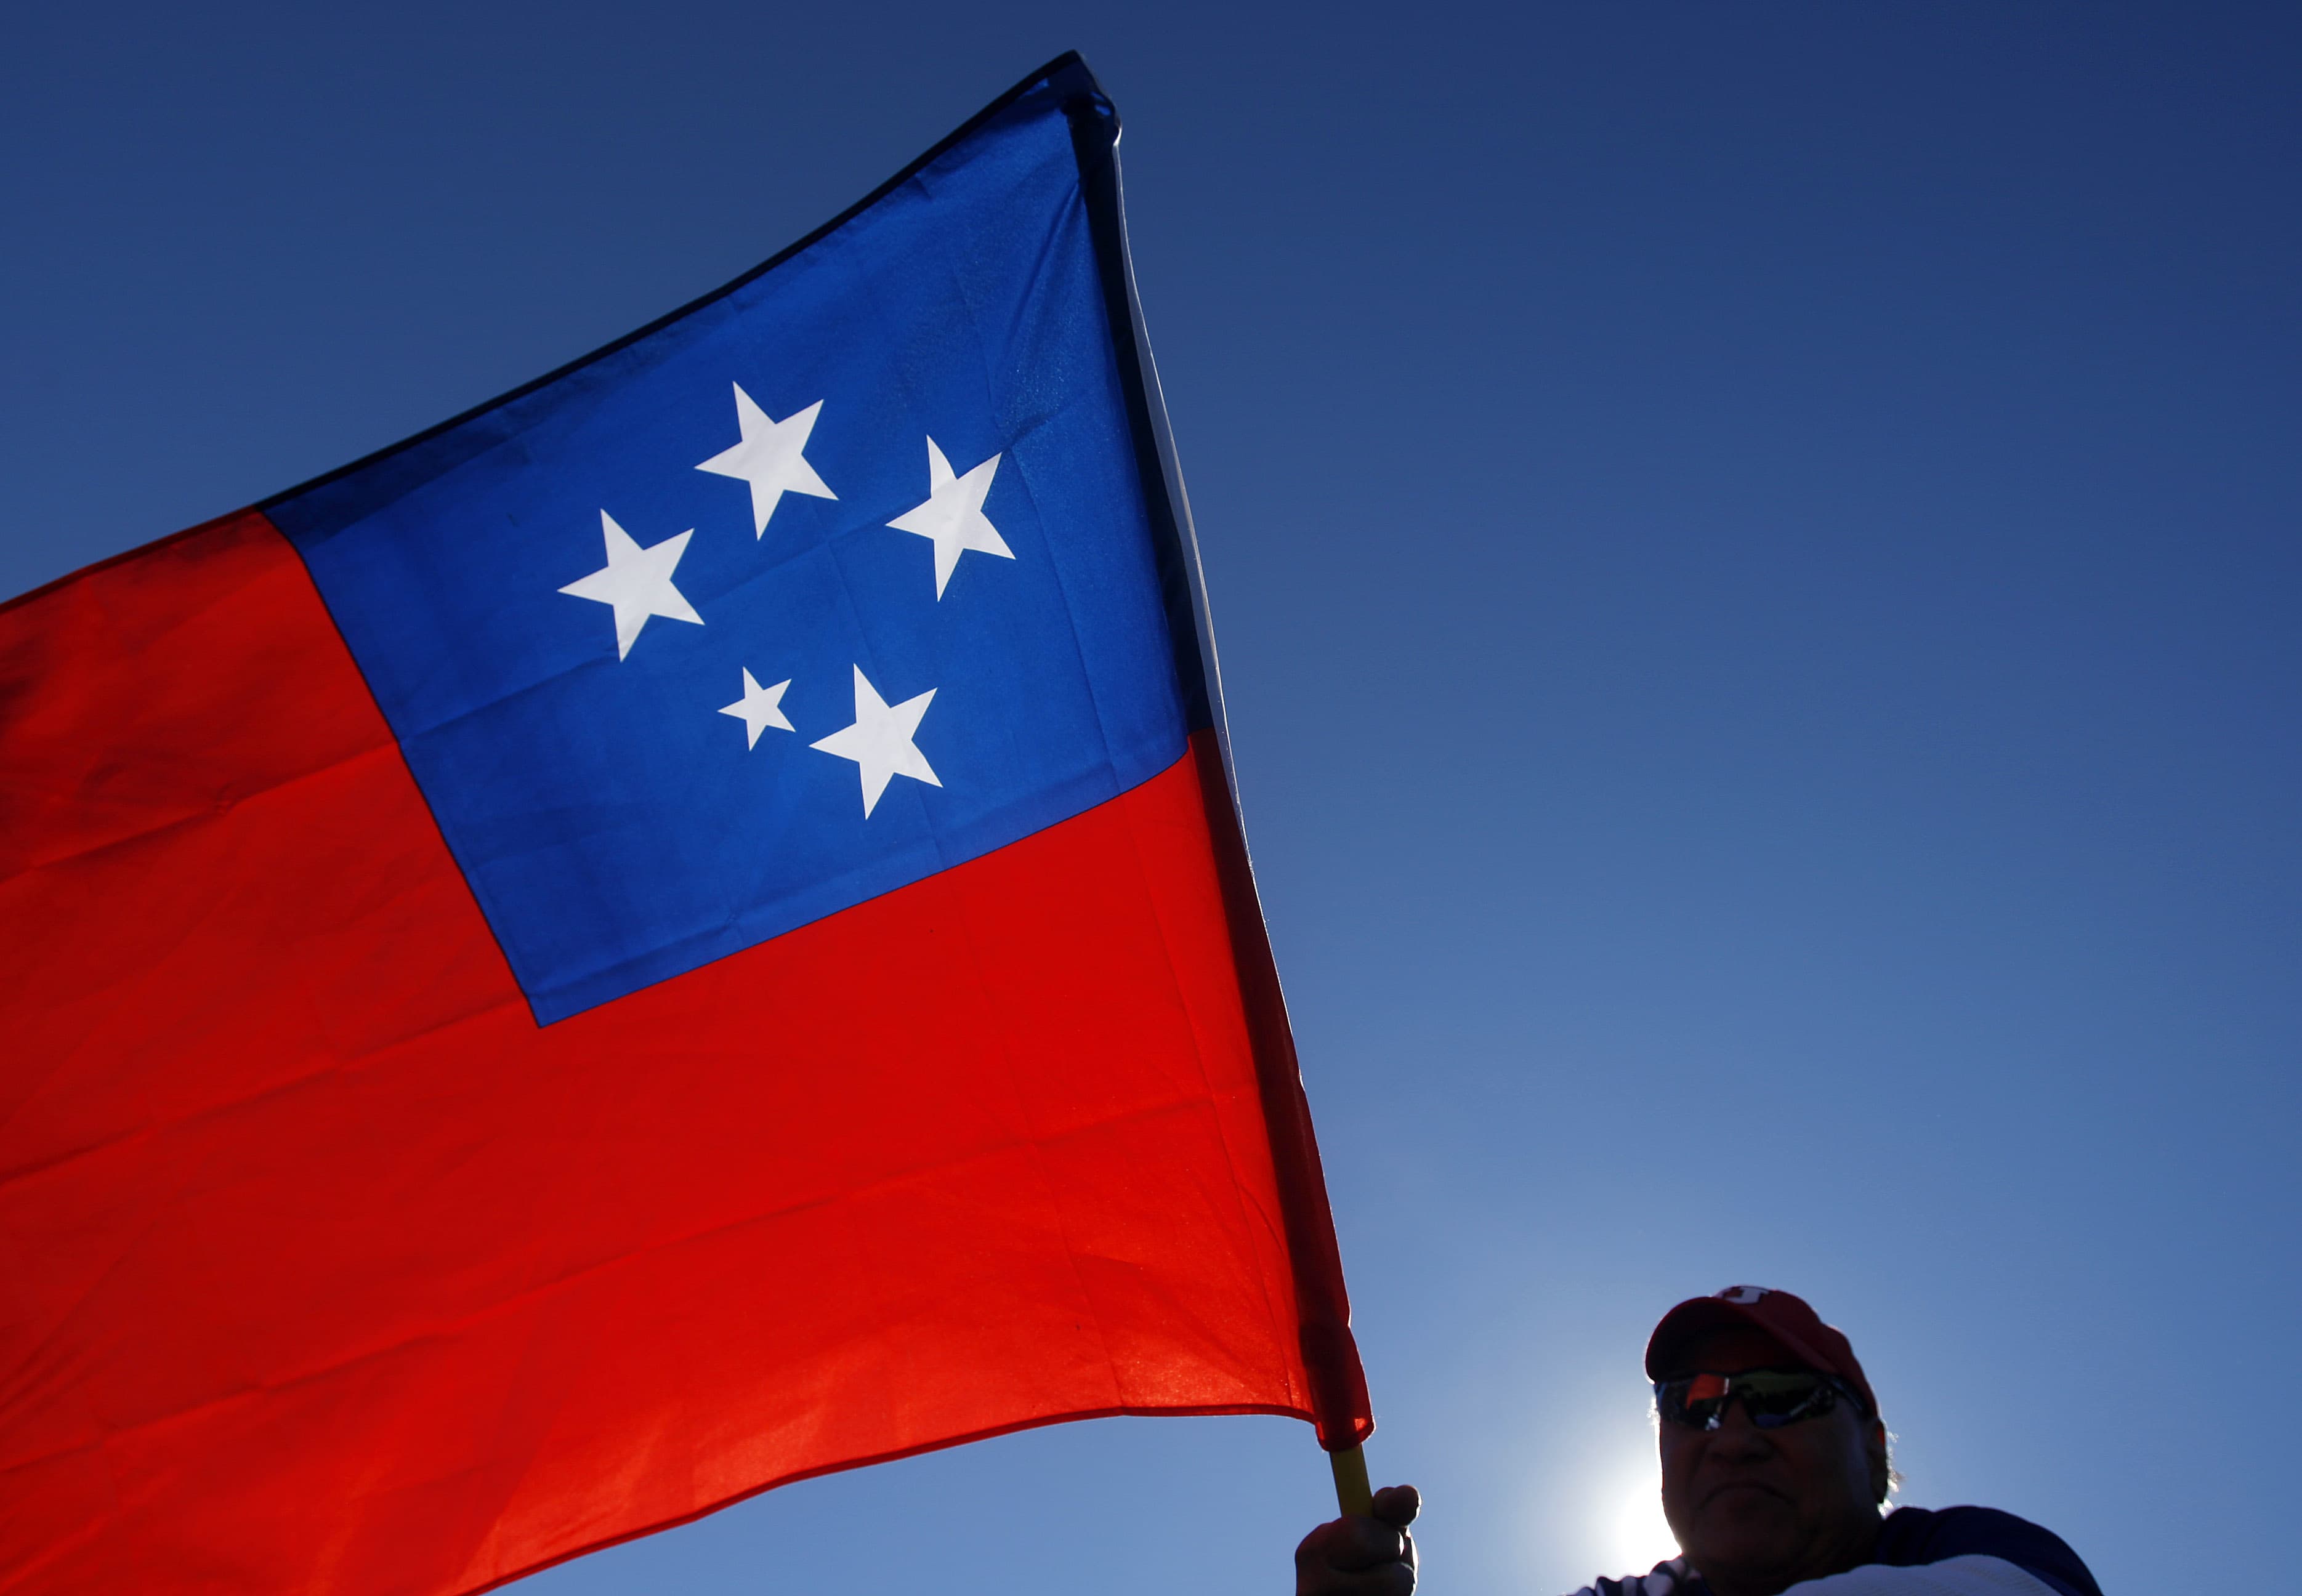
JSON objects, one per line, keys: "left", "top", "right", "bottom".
{"left": 1657, "top": 1325, "right": 1886, "bottom": 1596}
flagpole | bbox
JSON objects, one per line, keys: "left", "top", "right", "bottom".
{"left": 1330, "top": 1444, "right": 1374, "bottom": 1517}
{"left": 1061, "top": 59, "right": 1381, "bottom": 1483}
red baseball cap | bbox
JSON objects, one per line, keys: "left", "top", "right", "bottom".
{"left": 1644, "top": 1285, "right": 1879, "bottom": 1416}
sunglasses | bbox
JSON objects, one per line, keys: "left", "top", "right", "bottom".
{"left": 1653, "top": 1369, "right": 1864, "bottom": 1431}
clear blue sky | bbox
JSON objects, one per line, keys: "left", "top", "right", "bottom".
{"left": 6, "top": 4, "right": 2295, "bottom": 1592}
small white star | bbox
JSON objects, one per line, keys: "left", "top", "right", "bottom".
{"left": 809, "top": 665, "right": 940, "bottom": 817}
{"left": 697, "top": 383, "right": 838, "bottom": 536}
{"left": 558, "top": 510, "right": 703, "bottom": 659}
{"left": 887, "top": 437, "right": 1012, "bottom": 598}
{"left": 718, "top": 668, "right": 794, "bottom": 749}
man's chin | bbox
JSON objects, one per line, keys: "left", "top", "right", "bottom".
{"left": 1679, "top": 1493, "right": 1805, "bottom": 1577}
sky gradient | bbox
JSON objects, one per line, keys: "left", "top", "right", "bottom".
{"left": 5, "top": 5, "right": 2295, "bottom": 1592}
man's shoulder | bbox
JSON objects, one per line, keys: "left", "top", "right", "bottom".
{"left": 1559, "top": 1507, "right": 2102, "bottom": 1596}
{"left": 1873, "top": 1505, "right": 2102, "bottom": 1596}
{"left": 1563, "top": 1555, "right": 1694, "bottom": 1596}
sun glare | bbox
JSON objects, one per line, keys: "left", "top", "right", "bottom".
{"left": 1609, "top": 1465, "right": 1679, "bottom": 1577}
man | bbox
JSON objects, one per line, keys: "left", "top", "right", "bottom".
{"left": 1294, "top": 1286, "right": 2101, "bottom": 1596}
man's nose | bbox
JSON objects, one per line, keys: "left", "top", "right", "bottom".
{"left": 1708, "top": 1400, "right": 1775, "bottom": 1456}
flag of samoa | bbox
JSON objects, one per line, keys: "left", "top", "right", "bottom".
{"left": 0, "top": 54, "right": 1368, "bottom": 1596}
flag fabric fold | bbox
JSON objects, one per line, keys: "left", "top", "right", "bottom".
{"left": 0, "top": 52, "right": 1369, "bottom": 1596}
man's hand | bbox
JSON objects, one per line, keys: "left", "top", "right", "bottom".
{"left": 1294, "top": 1483, "right": 1420, "bottom": 1596}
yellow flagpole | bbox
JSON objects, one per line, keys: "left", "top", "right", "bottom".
{"left": 1329, "top": 1444, "right": 1375, "bottom": 1517}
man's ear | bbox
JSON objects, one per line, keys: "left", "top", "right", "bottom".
{"left": 1864, "top": 1419, "right": 1891, "bottom": 1504}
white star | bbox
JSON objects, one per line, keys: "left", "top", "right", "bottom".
{"left": 697, "top": 383, "right": 837, "bottom": 536}
{"left": 886, "top": 437, "right": 1012, "bottom": 598}
{"left": 558, "top": 510, "right": 704, "bottom": 659}
{"left": 809, "top": 665, "right": 941, "bottom": 817}
{"left": 718, "top": 667, "right": 794, "bottom": 749}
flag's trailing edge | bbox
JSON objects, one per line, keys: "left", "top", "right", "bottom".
{"left": 0, "top": 51, "right": 1370, "bottom": 1596}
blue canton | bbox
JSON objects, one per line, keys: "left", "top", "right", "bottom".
{"left": 270, "top": 70, "right": 1195, "bottom": 1024}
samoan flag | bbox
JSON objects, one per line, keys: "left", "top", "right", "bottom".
{"left": 0, "top": 55, "right": 1368, "bottom": 1596}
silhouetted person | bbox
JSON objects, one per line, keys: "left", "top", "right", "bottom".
{"left": 1294, "top": 1286, "right": 2101, "bottom": 1596}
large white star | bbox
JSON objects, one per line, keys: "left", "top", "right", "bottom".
{"left": 886, "top": 437, "right": 1012, "bottom": 598}
{"left": 557, "top": 510, "right": 703, "bottom": 659}
{"left": 809, "top": 665, "right": 940, "bottom": 817}
{"left": 717, "top": 667, "right": 794, "bottom": 749}
{"left": 696, "top": 383, "right": 837, "bottom": 536}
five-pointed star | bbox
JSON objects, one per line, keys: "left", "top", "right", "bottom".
{"left": 809, "top": 665, "right": 941, "bottom": 817}
{"left": 718, "top": 667, "right": 794, "bottom": 749}
{"left": 696, "top": 384, "right": 838, "bottom": 536}
{"left": 886, "top": 437, "right": 1013, "bottom": 598}
{"left": 557, "top": 510, "right": 704, "bottom": 659}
